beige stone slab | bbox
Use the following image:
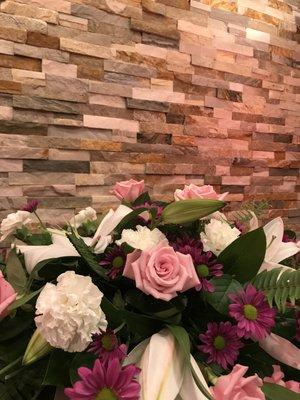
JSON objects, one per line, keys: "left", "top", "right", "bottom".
{"left": 42, "top": 59, "right": 77, "bottom": 78}
{"left": 0, "top": 12, "right": 47, "bottom": 33}
{"left": 9, "top": 172, "right": 75, "bottom": 185}
{"left": 89, "top": 94, "right": 126, "bottom": 108}
{"left": 14, "top": 43, "right": 69, "bottom": 63}
{"left": 0, "top": 159, "right": 23, "bottom": 171}
{"left": 60, "top": 37, "right": 113, "bottom": 59}
{"left": 16, "top": 0, "right": 71, "bottom": 13}
{"left": 1, "top": 1, "right": 58, "bottom": 24}
{"left": 84, "top": 115, "right": 139, "bottom": 132}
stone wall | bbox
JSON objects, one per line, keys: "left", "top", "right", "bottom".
{"left": 0, "top": 0, "right": 299, "bottom": 230}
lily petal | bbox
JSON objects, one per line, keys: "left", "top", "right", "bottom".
{"left": 17, "top": 229, "right": 79, "bottom": 273}
{"left": 259, "top": 333, "right": 300, "bottom": 370}
{"left": 90, "top": 205, "right": 132, "bottom": 246}
{"left": 177, "top": 356, "right": 211, "bottom": 400}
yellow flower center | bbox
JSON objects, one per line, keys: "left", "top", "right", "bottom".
{"left": 196, "top": 264, "right": 210, "bottom": 278}
{"left": 213, "top": 335, "right": 226, "bottom": 350}
{"left": 101, "top": 334, "right": 115, "bottom": 351}
{"left": 243, "top": 304, "right": 258, "bottom": 320}
{"left": 95, "top": 388, "right": 118, "bottom": 400}
{"left": 112, "top": 256, "right": 123, "bottom": 269}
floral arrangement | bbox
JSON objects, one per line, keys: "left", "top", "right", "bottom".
{"left": 0, "top": 179, "right": 299, "bottom": 400}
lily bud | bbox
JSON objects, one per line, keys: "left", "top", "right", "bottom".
{"left": 22, "top": 328, "right": 52, "bottom": 366}
{"left": 124, "top": 329, "right": 211, "bottom": 400}
{"left": 161, "top": 199, "right": 225, "bottom": 225}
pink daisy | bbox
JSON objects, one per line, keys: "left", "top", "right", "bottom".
{"left": 21, "top": 199, "right": 39, "bottom": 213}
{"left": 65, "top": 357, "right": 140, "bottom": 400}
{"left": 88, "top": 329, "right": 127, "bottom": 365}
{"left": 199, "top": 321, "right": 243, "bottom": 369}
{"left": 99, "top": 246, "right": 127, "bottom": 279}
{"left": 229, "top": 284, "right": 276, "bottom": 341}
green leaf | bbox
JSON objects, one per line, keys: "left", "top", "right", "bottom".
{"left": 0, "top": 313, "right": 33, "bottom": 342}
{"left": 132, "top": 191, "right": 151, "bottom": 206}
{"left": 262, "top": 383, "right": 300, "bottom": 400}
{"left": 43, "top": 350, "right": 75, "bottom": 387}
{"left": 162, "top": 199, "right": 225, "bottom": 224}
{"left": 218, "top": 227, "right": 266, "bottom": 283}
{"left": 205, "top": 275, "right": 242, "bottom": 314}
{"left": 252, "top": 268, "right": 300, "bottom": 312}
{"left": 70, "top": 353, "right": 97, "bottom": 385}
{"left": 6, "top": 250, "right": 27, "bottom": 295}
{"left": 167, "top": 325, "right": 190, "bottom": 361}
{"left": 67, "top": 232, "right": 108, "bottom": 280}
{"left": 8, "top": 288, "right": 42, "bottom": 312}
{"left": 114, "top": 208, "right": 147, "bottom": 233}
{"left": 101, "top": 296, "right": 124, "bottom": 329}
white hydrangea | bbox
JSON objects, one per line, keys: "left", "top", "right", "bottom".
{"left": 200, "top": 219, "right": 240, "bottom": 256}
{"left": 116, "top": 225, "right": 167, "bottom": 251}
{"left": 0, "top": 210, "right": 32, "bottom": 242}
{"left": 35, "top": 271, "right": 107, "bottom": 352}
{"left": 69, "top": 207, "right": 97, "bottom": 229}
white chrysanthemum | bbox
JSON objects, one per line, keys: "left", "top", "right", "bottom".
{"left": 200, "top": 219, "right": 240, "bottom": 256}
{"left": 69, "top": 207, "right": 97, "bottom": 228}
{"left": 0, "top": 210, "right": 32, "bottom": 242}
{"left": 35, "top": 271, "right": 107, "bottom": 352}
{"left": 116, "top": 225, "right": 167, "bottom": 251}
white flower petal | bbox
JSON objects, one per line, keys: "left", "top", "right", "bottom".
{"left": 116, "top": 225, "right": 167, "bottom": 251}
{"left": 178, "top": 356, "right": 211, "bottom": 400}
{"left": 17, "top": 229, "right": 79, "bottom": 273}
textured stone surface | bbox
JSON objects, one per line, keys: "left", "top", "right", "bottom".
{"left": 0, "top": 0, "right": 298, "bottom": 231}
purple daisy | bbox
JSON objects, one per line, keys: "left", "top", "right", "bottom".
{"left": 21, "top": 199, "right": 39, "bottom": 213}
{"left": 172, "top": 235, "right": 223, "bottom": 292}
{"left": 199, "top": 321, "right": 243, "bottom": 369}
{"left": 229, "top": 284, "right": 276, "bottom": 341}
{"left": 65, "top": 357, "right": 140, "bottom": 400}
{"left": 88, "top": 329, "right": 127, "bottom": 365}
{"left": 99, "top": 246, "right": 126, "bottom": 279}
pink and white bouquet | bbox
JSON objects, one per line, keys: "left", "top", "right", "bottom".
{"left": 0, "top": 180, "right": 299, "bottom": 400}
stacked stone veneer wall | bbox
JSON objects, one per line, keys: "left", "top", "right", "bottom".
{"left": 0, "top": 0, "right": 299, "bottom": 230}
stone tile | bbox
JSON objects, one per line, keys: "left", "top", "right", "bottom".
{"left": 0, "top": 159, "right": 22, "bottom": 172}
{"left": 0, "top": 26, "right": 27, "bottom": 43}
{"left": 14, "top": 43, "right": 69, "bottom": 63}
{"left": 42, "top": 59, "right": 77, "bottom": 78}
{"left": 84, "top": 115, "right": 139, "bottom": 132}
{"left": 60, "top": 37, "right": 113, "bottom": 59}
{"left": 104, "top": 60, "right": 157, "bottom": 78}
{"left": 9, "top": 172, "right": 75, "bottom": 185}
{"left": 0, "top": 11, "right": 47, "bottom": 33}
{"left": 1, "top": 1, "right": 58, "bottom": 23}
{"left": 27, "top": 32, "right": 60, "bottom": 49}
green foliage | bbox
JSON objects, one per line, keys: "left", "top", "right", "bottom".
{"left": 161, "top": 199, "right": 225, "bottom": 224}
{"left": 67, "top": 232, "right": 108, "bottom": 280}
{"left": 218, "top": 227, "right": 266, "bottom": 283}
{"left": 132, "top": 191, "right": 151, "bottom": 206}
{"left": 167, "top": 325, "right": 190, "bottom": 361}
{"left": 43, "top": 350, "right": 75, "bottom": 387}
{"left": 8, "top": 288, "right": 42, "bottom": 312}
{"left": 262, "top": 383, "right": 300, "bottom": 400}
{"left": 77, "top": 220, "right": 98, "bottom": 237}
{"left": 234, "top": 200, "right": 269, "bottom": 223}
{"left": 252, "top": 268, "right": 300, "bottom": 312}
{"left": 6, "top": 250, "right": 27, "bottom": 295}
{"left": 204, "top": 275, "right": 242, "bottom": 314}
{"left": 15, "top": 227, "right": 52, "bottom": 245}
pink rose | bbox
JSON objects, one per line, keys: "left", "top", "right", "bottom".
{"left": 0, "top": 271, "right": 17, "bottom": 320}
{"left": 174, "top": 184, "right": 227, "bottom": 201}
{"left": 123, "top": 243, "right": 200, "bottom": 301}
{"left": 112, "top": 179, "right": 145, "bottom": 203}
{"left": 264, "top": 365, "right": 300, "bottom": 393}
{"left": 212, "top": 364, "right": 265, "bottom": 400}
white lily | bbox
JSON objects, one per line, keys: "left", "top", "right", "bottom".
{"left": 250, "top": 216, "right": 299, "bottom": 274}
{"left": 84, "top": 205, "right": 132, "bottom": 254}
{"left": 16, "top": 229, "right": 79, "bottom": 273}
{"left": 259, "top": 333, "right": 300, "bottom": 370}
{"left": 124, "top": 329, "right": 211, "bottom": 400}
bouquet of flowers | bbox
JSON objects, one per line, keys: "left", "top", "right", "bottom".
{"left": 0, "top": 179, "right": 299, "bottom": 400}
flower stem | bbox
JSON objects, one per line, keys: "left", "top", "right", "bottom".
{"left": 34, "top": 211, "right": 46, "bottom": 230}
{"left": 0, "top": 356, "right": 22, "bottom": 377}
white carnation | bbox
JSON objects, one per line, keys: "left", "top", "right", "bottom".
{"left": 116, "top": 225, "right": 167, "bottom": 251}
{"left": 0, "top": 210, "right": 32, "bottom": 242}
{"left": 35, "top": 271, "right": 107, "bottom": 352}
{"left": 200, "top": 219, "right": 240, "bottom": 256}
{"left": 69, "top": 207, "right": 97, "bottom": 228}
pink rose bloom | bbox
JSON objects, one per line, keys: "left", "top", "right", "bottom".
{"left": 174, "top": 184, "right": 227, "bottom": 201}
{"left": 112, "top": 179, "right": 145, "bottom": 202}
{"left": 0, "top": 271, "right": 17, "bottom": 320}
{"left": 123, "top": 243, "right": 200, "bottom": 301}
{"left": 264, "top": 365, "right": 300, "bottom": 393}
{"left": 212, "top": 364, "right": 265, "bottom": 400}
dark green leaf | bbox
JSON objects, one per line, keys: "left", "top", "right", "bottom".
{"left": 114, "top": 208, "right": 147, "bottom": 233}
{"left": 6, "top": 250, "right": 27, "bottom": 295}
{"left": 262, "top": 383, "right": 300, "bottom": 400}
{"left": 67, "top": 232, "right": 108, "bottom": 280}
{"left": 132, "top": 192, "right": 151, "bottom": 206}
{"left": 43, "top": 350, "right": 75, "bottom": 387}
{"left": 0, "top": 313, "right": 33, "bottom": 342}
{"left": 101, "top": 297, "right": 124, "bottom": 329}
{"left": 205, "top": 275, "right": 242, "bottom": 314}
{"left": 218, "top": 227, "right": 266, "bottom": 283}
{"left": 70, "top": 353, "right": 97, "bottom": 385}
{"left": 8, "top": 288, "right": 42, "bottom": 312}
